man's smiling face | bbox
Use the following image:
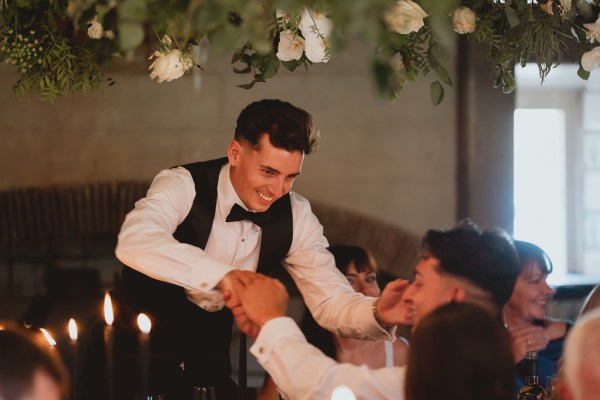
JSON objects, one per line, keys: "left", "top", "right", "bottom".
{"left": 228, "top": 133, "right": 303, "bottom": 212}
{"left": 402, "top": 254, "right": 457, "bottom": 327}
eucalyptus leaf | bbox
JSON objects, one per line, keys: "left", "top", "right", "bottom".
{"left": 577, "top": 65, "right": 590, "bottom": 80}
{"left": 281, "top": 60, "right": 301, "bottom": 72}
{"left": 260, "top": 56, "right": 280, "bottom": 80}
{"left": 119, "top": 22, "right": 144, "bottom": 51}
{"left": 233, "top": 66, "right": 251, "bottom": 74}
{"left": 504, "top": 6, "right": 520, "bottom": 28}
{"left": 429, "top": 43, "right": 449, "bottom": 65}
{"left": 120, "top": 0, "right": 147, "bottom": 22}
{"left": 432, "top": 63, "right": 453, "bottom": 85}
{"left": 237, "top": 81, "right": 256, "bottom": 89}
{"left": 430, "top": 81, "right": 444, "bottom": 106}
{"left": 371, "top": 58, "right": 393, "bottom": 98}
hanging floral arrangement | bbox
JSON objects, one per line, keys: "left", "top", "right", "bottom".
{"left": 0, "top": 0, "right": 599, "bottom": 104}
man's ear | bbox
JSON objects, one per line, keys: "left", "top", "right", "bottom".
{"left": 451, "top": 286, "right": 467, "bottom": 303}
{"left": 228, "top": 140, "right": 242, "bottom": 166}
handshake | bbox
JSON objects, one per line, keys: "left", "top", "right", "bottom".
{"left": 219, "top": 271, "right": 290, "bottom": 338}
{"left": 218, "top": 270, "right": 414, "bottom": 338}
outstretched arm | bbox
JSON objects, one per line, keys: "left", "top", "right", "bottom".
{"left": 233, "top": 276, "right": 406, "bottom": 400}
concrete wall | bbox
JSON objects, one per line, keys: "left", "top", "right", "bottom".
{"left": 0, "top": 39, "right": 457, "bottom": 237}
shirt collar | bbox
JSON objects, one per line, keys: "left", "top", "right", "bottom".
{"left": 217, "top": 163, "right": 248, "bottom": 222}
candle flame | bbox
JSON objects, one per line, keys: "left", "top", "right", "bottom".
{"left": 331, "top": 385, "right": 356, "bottom": 400}
{"left": 137, "top": 313, "right": 151, "bottom": 334}
{"left": 40, "top": 328, "right": 57, "bottom": 347}
{"left": 68, "top": 318, "right": 78, "bottom": 341}
{"left": 104, "top": 293, "right": 114, "bottom": 326}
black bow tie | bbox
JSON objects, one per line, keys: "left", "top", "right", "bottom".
{"left": 226, "top": 203, "right": 272, "bottom": 227}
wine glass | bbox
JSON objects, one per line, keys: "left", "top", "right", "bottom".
{"left": 546, "top": 375, "right": 557, "bottom": 398}
{"left": 193, "top": 386, "right": 216, "bottom": 400}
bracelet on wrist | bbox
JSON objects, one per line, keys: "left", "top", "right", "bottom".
{"left": 372, "top": 297, "right": 392, "bottom": 328}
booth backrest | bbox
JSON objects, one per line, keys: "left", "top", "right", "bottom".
{"left": 0, "top": 182, "right": 420, "bottom": 299}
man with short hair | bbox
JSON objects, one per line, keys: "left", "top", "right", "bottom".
{"left": 82, "top": 99, "right": 400, "bottom": 399}
{"left": 561, "top": 308, "right": 600, "bottom": 400}
{"left": 232, "top": 220, "right": 520, "bottom": 400}
{"left": 0, "top": 323, "right": 68, "bottom": 400}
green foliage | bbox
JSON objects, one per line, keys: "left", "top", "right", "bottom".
{"left": 0, "top": 0, "right": 598, "bottom": 103}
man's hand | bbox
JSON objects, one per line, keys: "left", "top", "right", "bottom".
{"left": 376, "top": 279, "right": 412, "bottom": 326}
{"left": 231, "top": 274, "right": 288, "bottom": 337}
{"left": 218, "top": 270, "right": 261, "bottom": 336}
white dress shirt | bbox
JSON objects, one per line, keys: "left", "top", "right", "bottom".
{"left": 251, "top": 317, "right": 406, "bottom": 400}
{"left": 116, "top": 163, "right": 391, "bottom": 340}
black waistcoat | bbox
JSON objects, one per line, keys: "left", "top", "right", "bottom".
{"left": 116, "top": 157, "right": 293, "bottom": 390}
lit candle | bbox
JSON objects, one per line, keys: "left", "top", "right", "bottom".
{"left": 103, "top": 293, "right": 114, "bottom": 400}
{"left": 39, "top": 328, "right": 57, "bottom": 348}
{"left": 331, "top": 385, "right": 356, "bottom": 400}
{"left": 68, "top": 318, "right": 78, "bottom": 400}
{"left": 137, "top": 313, "right": 151, "bottom": 399}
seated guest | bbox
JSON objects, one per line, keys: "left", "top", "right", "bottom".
{"left": 303, "top": 244, "right": 409, "bottom": 367}
{"left": 0, "top": 322, "right": 68, "bottom": 400}
{"left": 561, "top": 308, "right": 600, "bottom": 400}
{"left": 502, "top": 240, "right": 570, "bottom": 389}
{"left": 258, "top": 245, "right": 409, "bottom": 400}
{"left": 578, "top": 284, "right": 600, "bottom": 318}
{"left": 405, "top": 302, "right": 514, "bottom": 400}
{"left": 548, "top": 284, "right": 600, "bottom": 400}
{"left": 229, "top": 220, "right": 519, "bottom": 400}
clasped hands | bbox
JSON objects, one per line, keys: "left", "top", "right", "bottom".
{"left": 218, "top": 270, "right": 415, "bottom": 338}
{"left": 219, "top": 270, "right": 289, "bottom": 338}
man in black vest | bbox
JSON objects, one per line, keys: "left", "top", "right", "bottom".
{"left": 81, "top": 99, "right": 401, "bottom": 399}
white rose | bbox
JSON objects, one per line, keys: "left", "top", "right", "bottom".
{"left": 584, "top": 17, "right": 600, "bottom": 44}
{"left": 161, "top": 35, "right": 173, "bottom": 47}
{"left": 384, "top": 0, "right": 428, "bottom": 35}
{"left": 148, "top": 49, "right": 192, "bottom": 83}
{"left": 299, "top": 8, "right": 333, "bottom": 38}
{"left": 304, "top": 34, "right": 329, "bottom": 63}
{"left": 582, "top": 46, "right": 600, "bottom": 72}
{"left": 298, "top": 8, "right": 332, "bottom": 63}
{"left": 276, "top": 31, "right": 305, "bottom": 62}
{"left": 540, "top": 0, "right": 571, "bottom": 15}
{"left": 450, "top": 6, "right": 476, "bottom": 34}
{"left": 87, "top": 16, "right": 103, "bottom": 40}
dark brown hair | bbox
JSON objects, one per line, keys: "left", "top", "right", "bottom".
{"left": 514, "top": 240, "right": 553, "bottom": 275}
{"left": 421, "top": 219, "right": 519, "bottom": 310}
{"left": 234, "top": 99, "right": 319, "bottom": 154}
{"left": 328, "top": 244, "right": 376, "bottom": 275}
{"left": 0, "top": 323, "right": 68, "bottom": 399}
{"left": 405, "top": 302, "right": 514, "bottom": 400}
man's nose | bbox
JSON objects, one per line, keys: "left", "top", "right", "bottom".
{"left": 271, "top": 178, "right": 289, "bottom": 197}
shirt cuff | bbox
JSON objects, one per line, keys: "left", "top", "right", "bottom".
{"left": 367, "top": 298, "right": 398, "bottom": 340}
{"left": 187, "top": 258, "right": 236, "bottom": 292}
{"left": 250, "top": 317, "right": 305, "bottom": 364}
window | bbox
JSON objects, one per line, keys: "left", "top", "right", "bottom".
{"left": 515, "top": 64, "right": 600, "bottom": 282}
{"left": 513, "top": 109, "right": 567, "bottom": 282}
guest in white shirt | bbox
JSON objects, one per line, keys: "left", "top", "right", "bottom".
{"left": 81, "top": 99, "right": 402, "bottom": 399}
{"left": 231, "top": 220, "right": 520, "bottom": 400}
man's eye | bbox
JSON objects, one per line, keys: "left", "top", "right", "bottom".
{"left": 262, "top": 169, "right": 273, "bottom": 176}
{"left": 366, "top": 276, "right": 376, "bottom": 283}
